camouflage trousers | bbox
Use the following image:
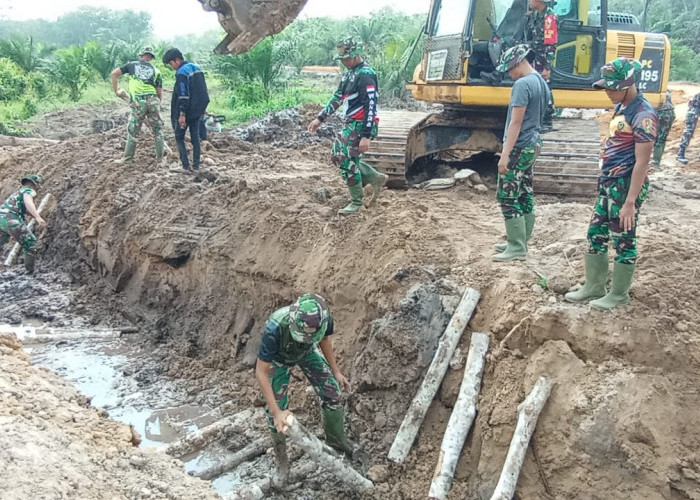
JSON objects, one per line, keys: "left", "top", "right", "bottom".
{"left": 656, "top": 107, "right": 675, "bottom": 147}
{"left": 126, "top": 94, "right": 164, "bottom": 157}
{"left": 679, "top": 106, "right": 698, "bottom": 151}
{"left": 331, "top": 120, "right": 378, "bottom": 187}
{"left": 262, "top": 347, "right": 342, "bottom": 431}
{"left": 0, "top": 213, "right": 36, "bottom": 255}
{"left": 496, "top": 142, "right": 541, "bottom": 219}
{"left": 587, "top": 176, "right": 649, "bottom": 264}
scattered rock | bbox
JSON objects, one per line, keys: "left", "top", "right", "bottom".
{"left": 314, "top": 187, "right": 331, "bottom": 203}
{"left": 548, "top": 274, "right": 572, "bottom": 294}
{"left": 473, "top": 184, "right": 488, "bottom": 193}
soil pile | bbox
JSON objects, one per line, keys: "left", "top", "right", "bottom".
{"left": 2, "top": 99, "right": 700, "bottom": 498}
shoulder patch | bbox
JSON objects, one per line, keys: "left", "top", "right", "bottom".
{"left": 641, "top": 117, "right": 654, "bottom": 134}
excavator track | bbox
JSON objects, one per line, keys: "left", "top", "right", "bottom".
{"left": 364, "top": 110, "right": 601, "bottom": 195}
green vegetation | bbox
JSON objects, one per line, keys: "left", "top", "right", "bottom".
{"left": 0, "top": 3, "right": 698, "bottom": 134}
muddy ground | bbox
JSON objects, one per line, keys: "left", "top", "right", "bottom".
{"left": 1, "top": 84, "right": 700, "bottom": 499}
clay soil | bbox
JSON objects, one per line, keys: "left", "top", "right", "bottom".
{"left": 2, "top": 85, "right": 700, "bottom": 500}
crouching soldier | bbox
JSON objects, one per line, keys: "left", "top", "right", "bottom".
{"left": 255, "top": 293, "right": 358, "bottom": 487}
{"left": 0, "top": 174, "right": 46, "bottom": 273}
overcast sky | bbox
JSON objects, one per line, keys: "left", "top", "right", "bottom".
{"left": 0, "top": 0, "right": 429, "bottom": 39}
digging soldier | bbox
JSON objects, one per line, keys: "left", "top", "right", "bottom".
{"left": 653, "top": 90, "right": 675, "bottom": 166}
{"left": 0, "top": 174, "right": 46, "bottom": 273}
{"left": 676, "top": 92, "right": 699, "bottom": 165}
{"left": 308, "top": 37, "right": 387, "bottom": 214}
{"left": 111, "top": 47, "right": 165, "bottom": 164}
{"left": 493, "top": 45, "right": 550, "bottom": 262}
{"left": 565, "top": 58, "right": 657, "bottom": 310}
{"left": 255, "top": 293, "right": 362, "bottom": 487}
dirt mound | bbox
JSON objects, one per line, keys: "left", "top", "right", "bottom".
{"left": 2, "top": 100, "right": 700, "bottom": 498}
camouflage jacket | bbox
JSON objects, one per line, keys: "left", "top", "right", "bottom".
{"left": 526, "top": 7, "right": 558, "bottom": 70}
{"left": 0, "top": 186, "right": 35, "bottom": 218}
{"left": 317, "top": 60, "right": 379, "bottom": 138}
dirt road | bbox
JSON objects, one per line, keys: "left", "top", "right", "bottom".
{"left": 2, "top": 97, "right": 700, "bottom": 499}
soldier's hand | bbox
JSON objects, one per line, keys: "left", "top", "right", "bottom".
{"left": 359, "top": 137, "right": 371, "bottom": 154}
{"left": 116, "top": 88, "right": 128, "bottom": 100}
{"left": 35, "top": 216, "right": 47, "bottom": 229}
{"left": 273, "top": 410, "right": 293, "bottom": 434}
{"left": 497, "top": 155, "right": 509, "bottom": 175}
{"left": 619, "top": 202, "right": 635, "bottom": 232}
{"left": 335, "top": 372, "right": 351, "bottom": 392}
{"left": 308, "top": 118, "right": 322, "bottom": 134}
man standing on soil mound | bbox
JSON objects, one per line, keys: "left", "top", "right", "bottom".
{"left": 307, "top": 37, "right": 387, "bottom": 214}
{"left": 111, "top": 47, "right": 165, "bottom": 164}
{"left": 163, "top": 48, "right": 210, "bottom": 174}
{"left": 565, "top": 57, "right": 657, "bottom": 310}
{"left": 0, "top": 174, "right": 46, "bottom": 273}
{"left": 255, "top": 293, "right": 360, "bottom": 487}
{"left": 493, "top": 45, "right": 549, "bottom": 262}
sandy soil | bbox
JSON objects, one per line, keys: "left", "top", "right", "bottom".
{"left": 1, "top": 87, "right": 700, "bottom": 499}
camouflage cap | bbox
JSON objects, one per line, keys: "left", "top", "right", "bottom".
{"left": 140, "top": 46, "right": 156, "bottom": 58}
{"left": 289, "top": 293, "right": 329, "bottom": 344}
{"left": 21, "top": 174, "right": 42, "bottom": 187}
{"left": 593, "top": 57, "right": 642, "bottom": 90}
{"left": 334, "top": 37, "right": 363, "bottom": 61}
{"left": 496, "top": 44, "right": 534, "bottom": 72}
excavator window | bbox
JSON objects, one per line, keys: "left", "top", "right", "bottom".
{"left": 432, "top": 0, "right": 472, "bottom": 37}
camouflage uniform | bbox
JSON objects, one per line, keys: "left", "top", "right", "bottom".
{"left": 117, "top": 54, "right": 165, "bottom": 162}
{"left": 497, "top": 142, "right": 541, "bottom": 219}
{"left": 258, "top": 306, "right": 342, "bottom": 431}
{"left": 319, "top": 60, "right": 379, "bottom": 188}
{"left": 526, "top": 5, "right": 558, "bottom": 128}
{"left": 653, "top": 90, "right": 675, "bottom": 164}
{"left": 678, "top": 93, "right": 699, "bottom": 163}
{"left": 0, "top": 186, "right": 38, "bottom": 257}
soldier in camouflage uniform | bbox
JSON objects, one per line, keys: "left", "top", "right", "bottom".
{"left": 565, "top": 58, "right": 657, "bottom": 310}
{"left": 308, "top": 38, "right": 387, "bottom": 214}
{"left": 526, "top": 0, "right": 558, "bottom": 132}
{"left": 255, "top": 294, "right": 355, "bottom": 487}
{"left": 111, "top": 47, "right": 165, "bottom": 164}
{"left": 493, "top": 45, "right": 550, "bottom": 262}
{"left": 0, "top": 174, "right": 46, "bottom": 273}
{"left": 653, "top": 90, "right": 675, "bottom": 166}
{"left": 677, "top": 92, "right": 699, "bottom": 165}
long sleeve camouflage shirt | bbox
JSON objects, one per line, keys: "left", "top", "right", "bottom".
{"left": 526, "top": 7, "right": 558, "bottom": 72}
{"left": 317, "top": 60, "right": 379, "bottom": 138}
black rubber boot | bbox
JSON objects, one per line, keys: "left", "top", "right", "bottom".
{"left": 270, "top": 431, "right": 289, "bottom": 489}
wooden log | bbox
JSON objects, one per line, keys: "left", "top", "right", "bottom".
{"left": 429, "top": 332, "right": 490, "bottom": 500}
{"left": 388, "top": 287, "right": 481, "bottom": 463}
{"left": 195, "top": 436, "right": 270, "bottom": 480}
{"left": 0, "top": 135, "right": 60, "bottom": 147}
{"left": 222, "top": 461, "right": 317, "bottom": 500}
{"left": 161, "top": 408, "right": 257, "bottom": 458}
{"left": 4, "top": 194, "right": 53, "bottom": 267}
{"left": 20, "top": 327, "right": 139, "bottom": 344}
{"left": 285, "top": 414, "right": 373, "bottom": 493}
{"left": 490, "top": 376, "right": 554, "bottom": 500}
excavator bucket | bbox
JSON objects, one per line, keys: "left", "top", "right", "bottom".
{"left": 199, "top": 0, "right": 309, "bottom": 55}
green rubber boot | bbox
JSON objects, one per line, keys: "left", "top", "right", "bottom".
{"left": 338, "top": 184, "right": 363, "bottom": 215}
{"left": 154, "top": 135, "right": 165, "bottom": 160}
{"left": 115, "top": 135, "right": 137, "bottom": 164}
{"left": 564, "top": 252, "right": 608, "bottom": 302}
{"left": 652, "top": 142, "right": 665, "bottom": 165}
{"left": 495, "top": 212, "right": 535, "bottom": 251}
{"left": 492, "top": 217, "right": 527, "bottom": 261}
{"left": 24, "top": 253, "right": 36, "bottom": 273}
{"left": 270, "top": 431, "right": 289, "bottom": 489}
{"left": 358, "top": 161, "right": 388, "bottom": 206}
{"left": 322, "top": 406, "right": 354, "bottom": 455}
{"left": 589, "top": 261, "right": 635, "bottom": 310}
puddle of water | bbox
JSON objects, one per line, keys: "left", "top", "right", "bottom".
{"left": 2, "top": 322, "right": 248, "bottom": 493}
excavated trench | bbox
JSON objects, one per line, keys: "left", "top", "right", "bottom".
{"left": 3, "top": 105, "right": 700, "bottom": 499}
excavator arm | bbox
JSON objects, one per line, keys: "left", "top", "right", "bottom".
{"left": 199, "top": 0, "right": 309, "bottom": 54}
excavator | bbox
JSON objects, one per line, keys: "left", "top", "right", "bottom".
{"left": 198, "top": 0, "right": 671, "bottom": 195}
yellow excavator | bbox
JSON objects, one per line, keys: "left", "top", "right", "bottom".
{"left": 200, "top": 0, "right": 671, "bottom": 195}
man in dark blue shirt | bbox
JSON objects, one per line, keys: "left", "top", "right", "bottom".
{"left": 255, "top": 293, "right": 353, "bottom": 487}
{"left": 163, "top": 48, "right": 210, "bottom": 173}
